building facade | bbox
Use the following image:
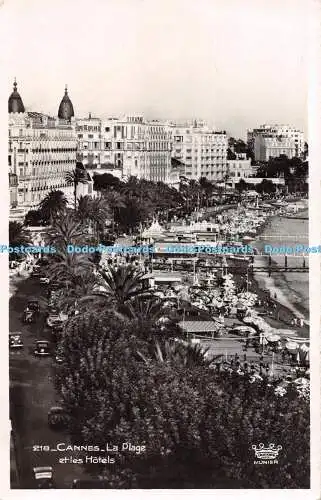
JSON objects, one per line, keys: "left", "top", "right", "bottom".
{"left": 170, "top": 122, "right": 228, "bottom": 182}
{"left": 227, "top": 153, "right": 255, "bottom": 187}
{"left": 8, "top": 82, "right": 80, "bottom": 211}
{"left": 247, "top": 124, "right": 305, "bottom": 161}
{"left": 76, "top": 114, "right": 172, "bottom": 183}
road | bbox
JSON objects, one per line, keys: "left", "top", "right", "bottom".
{"left": 9, "top": 276, "right": 90, "bottom": 488}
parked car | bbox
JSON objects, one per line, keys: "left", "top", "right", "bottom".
{"left": 34, "top": 340, "right": 51, "bottom": 357}
{"left": 26, "top": 300, "right": 40, "bottom": 313}
{"left": 33, "top": 466, "right": 54, "bottom": 488}
{"left": 48, "top": 406, "right": 69, "bottom": 430}
{"left": 9, "top": 333, "right": 23, "bottom": 349}
{"left": 47, "top": 311, "right": 68, "bottom": 328}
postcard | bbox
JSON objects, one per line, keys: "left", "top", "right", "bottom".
{"left": 1, "top": 0, "right": 320, "bottom": 498}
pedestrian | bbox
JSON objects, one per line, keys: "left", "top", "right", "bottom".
{"left": 299, "top": 318, "right": 304, "bottom": 327}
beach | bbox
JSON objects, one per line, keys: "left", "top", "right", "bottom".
{"left": 252, "top": 206, "right": 309, "bottom": 325}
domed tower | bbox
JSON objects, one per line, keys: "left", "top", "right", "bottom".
{"left": 8, "top": 79, "right": 25, "bottom": 113}
{"left": 58, "top": 85, "right": 74, "bottom": 121}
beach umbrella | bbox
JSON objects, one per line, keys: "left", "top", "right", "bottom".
{"left": 300, "top": 343, "right": 309, "bottom": 352}
{"left": 285, "top": 341, "right": 299, "bottom": 351}
{"left": 266, "top": 334, "right": 281, "bottom": 342}
{"left": 233, "top": 326, "right": 256, "bottom": 336}
{"left": 294, "top": 377, "right": 309, "bottom": 385}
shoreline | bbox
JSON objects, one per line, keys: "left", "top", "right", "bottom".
{"left": 250, "top": 202, "right": 309, "bottom": 334}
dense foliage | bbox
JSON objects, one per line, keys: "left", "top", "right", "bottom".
{"left": 57, "top": 310, "right": 309, "bottom": 488}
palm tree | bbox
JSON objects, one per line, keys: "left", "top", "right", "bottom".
{"left": 46, "top": 212, "right": 87, "bottom": 252}
{"left": 53, "top": 271, "right": 98, "bottom": 315}
{"left": 103, "top": 190, "right": 126, "bottom": 233}
{"left": 9, "top": 222, "right": 31, "bottom": 260}
{"left": 121, "top": 295, "right": 165, "bottom": 322}
{"left": 77, "top": 195, "right": 94, "bottom": 226}
{"left": 89, "top": 197, "right": 111, "bottom": 242}
{"left": 138, "top": 339, "right": 217, "bottom": 368}
{"left": 9, "top": 221, "right": 31, "bottom": 247}
{"left": 65, "top": 163, "right": 88, "bottom": 210}
{"left": 48, "top": 252, "right": 93, "bottom": 286}
{"left": 121, "top": 177, "right": 153, "bottom": 204}
{"left": 80, "top": 264, "right": 149, "bottom": 311}
{"left": 38, "top": 190, "right": 68, "bottom": 223}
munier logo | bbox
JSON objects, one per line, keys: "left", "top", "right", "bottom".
{"left": 252, "top": 443, "right": 282, "bottom": 465}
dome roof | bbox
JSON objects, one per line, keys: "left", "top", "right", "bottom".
{"left": 8, "top": 79, "right": 25, "bottom": 113}
{"left": 58, "top": 85, "right": 74, "bottom": 120}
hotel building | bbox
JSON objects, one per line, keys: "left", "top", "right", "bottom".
{"left": 76, "top": 115, "right": 172, "bottom": 183}
{"left": 8, "top": 82, "right": 80, "bottom": 211}
{"left": 227, "top": 153, "right": 255, "bottom": 187}
{"left": 247, "top": 124, "right": 305, "bottom": 162}
{"left": 170, "top": 122, "right": 228, "bottom": 182}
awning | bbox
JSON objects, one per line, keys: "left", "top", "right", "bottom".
{"left": 178, "top": 321, "right": 219, "bottom": 333}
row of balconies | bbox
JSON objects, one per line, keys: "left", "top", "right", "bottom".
{"left": 32, "top": 148, "right": 77, "bottom": 153}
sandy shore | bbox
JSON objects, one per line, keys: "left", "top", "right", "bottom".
{"left": 252, "top": 255, "right": 308, "bottom": 322}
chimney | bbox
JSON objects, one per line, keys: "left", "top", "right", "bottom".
{"left": 89, "top": 112, "right": 92, "bottom": 119}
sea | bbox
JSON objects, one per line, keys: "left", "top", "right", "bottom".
{"left": 253, "top": 209, "right": 309, "bottom": 321}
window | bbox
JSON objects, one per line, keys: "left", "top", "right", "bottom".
{"left": 105, "top": 127, "right": 110, "bottom": 132}
{"left": 78, "top": 134, "right": 83, "bottom": 138}
{"left": 88, "top": 134, "right": 93, "bottom": 139}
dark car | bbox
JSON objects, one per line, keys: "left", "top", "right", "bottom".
{"left": 34, "top": 340, "right": 51, "bottom": 357}
{"left": 48, "top": 406, "right": 69, "bottom": 430}
{"left": 33, "top": 466, "right": 54, "bottom": 488}
{"left": 9, "top": 333, "right": 23, "bottom": 349}
{"left": 26, "top": 300, "right": 40, "bottom": 313}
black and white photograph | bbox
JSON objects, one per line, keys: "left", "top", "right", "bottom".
{"left": 4, "top": 0, "right": 316, "bottom": 493}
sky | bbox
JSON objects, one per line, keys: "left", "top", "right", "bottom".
{"left": 1, "top": 0, "right": 308, "bottom": 138}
